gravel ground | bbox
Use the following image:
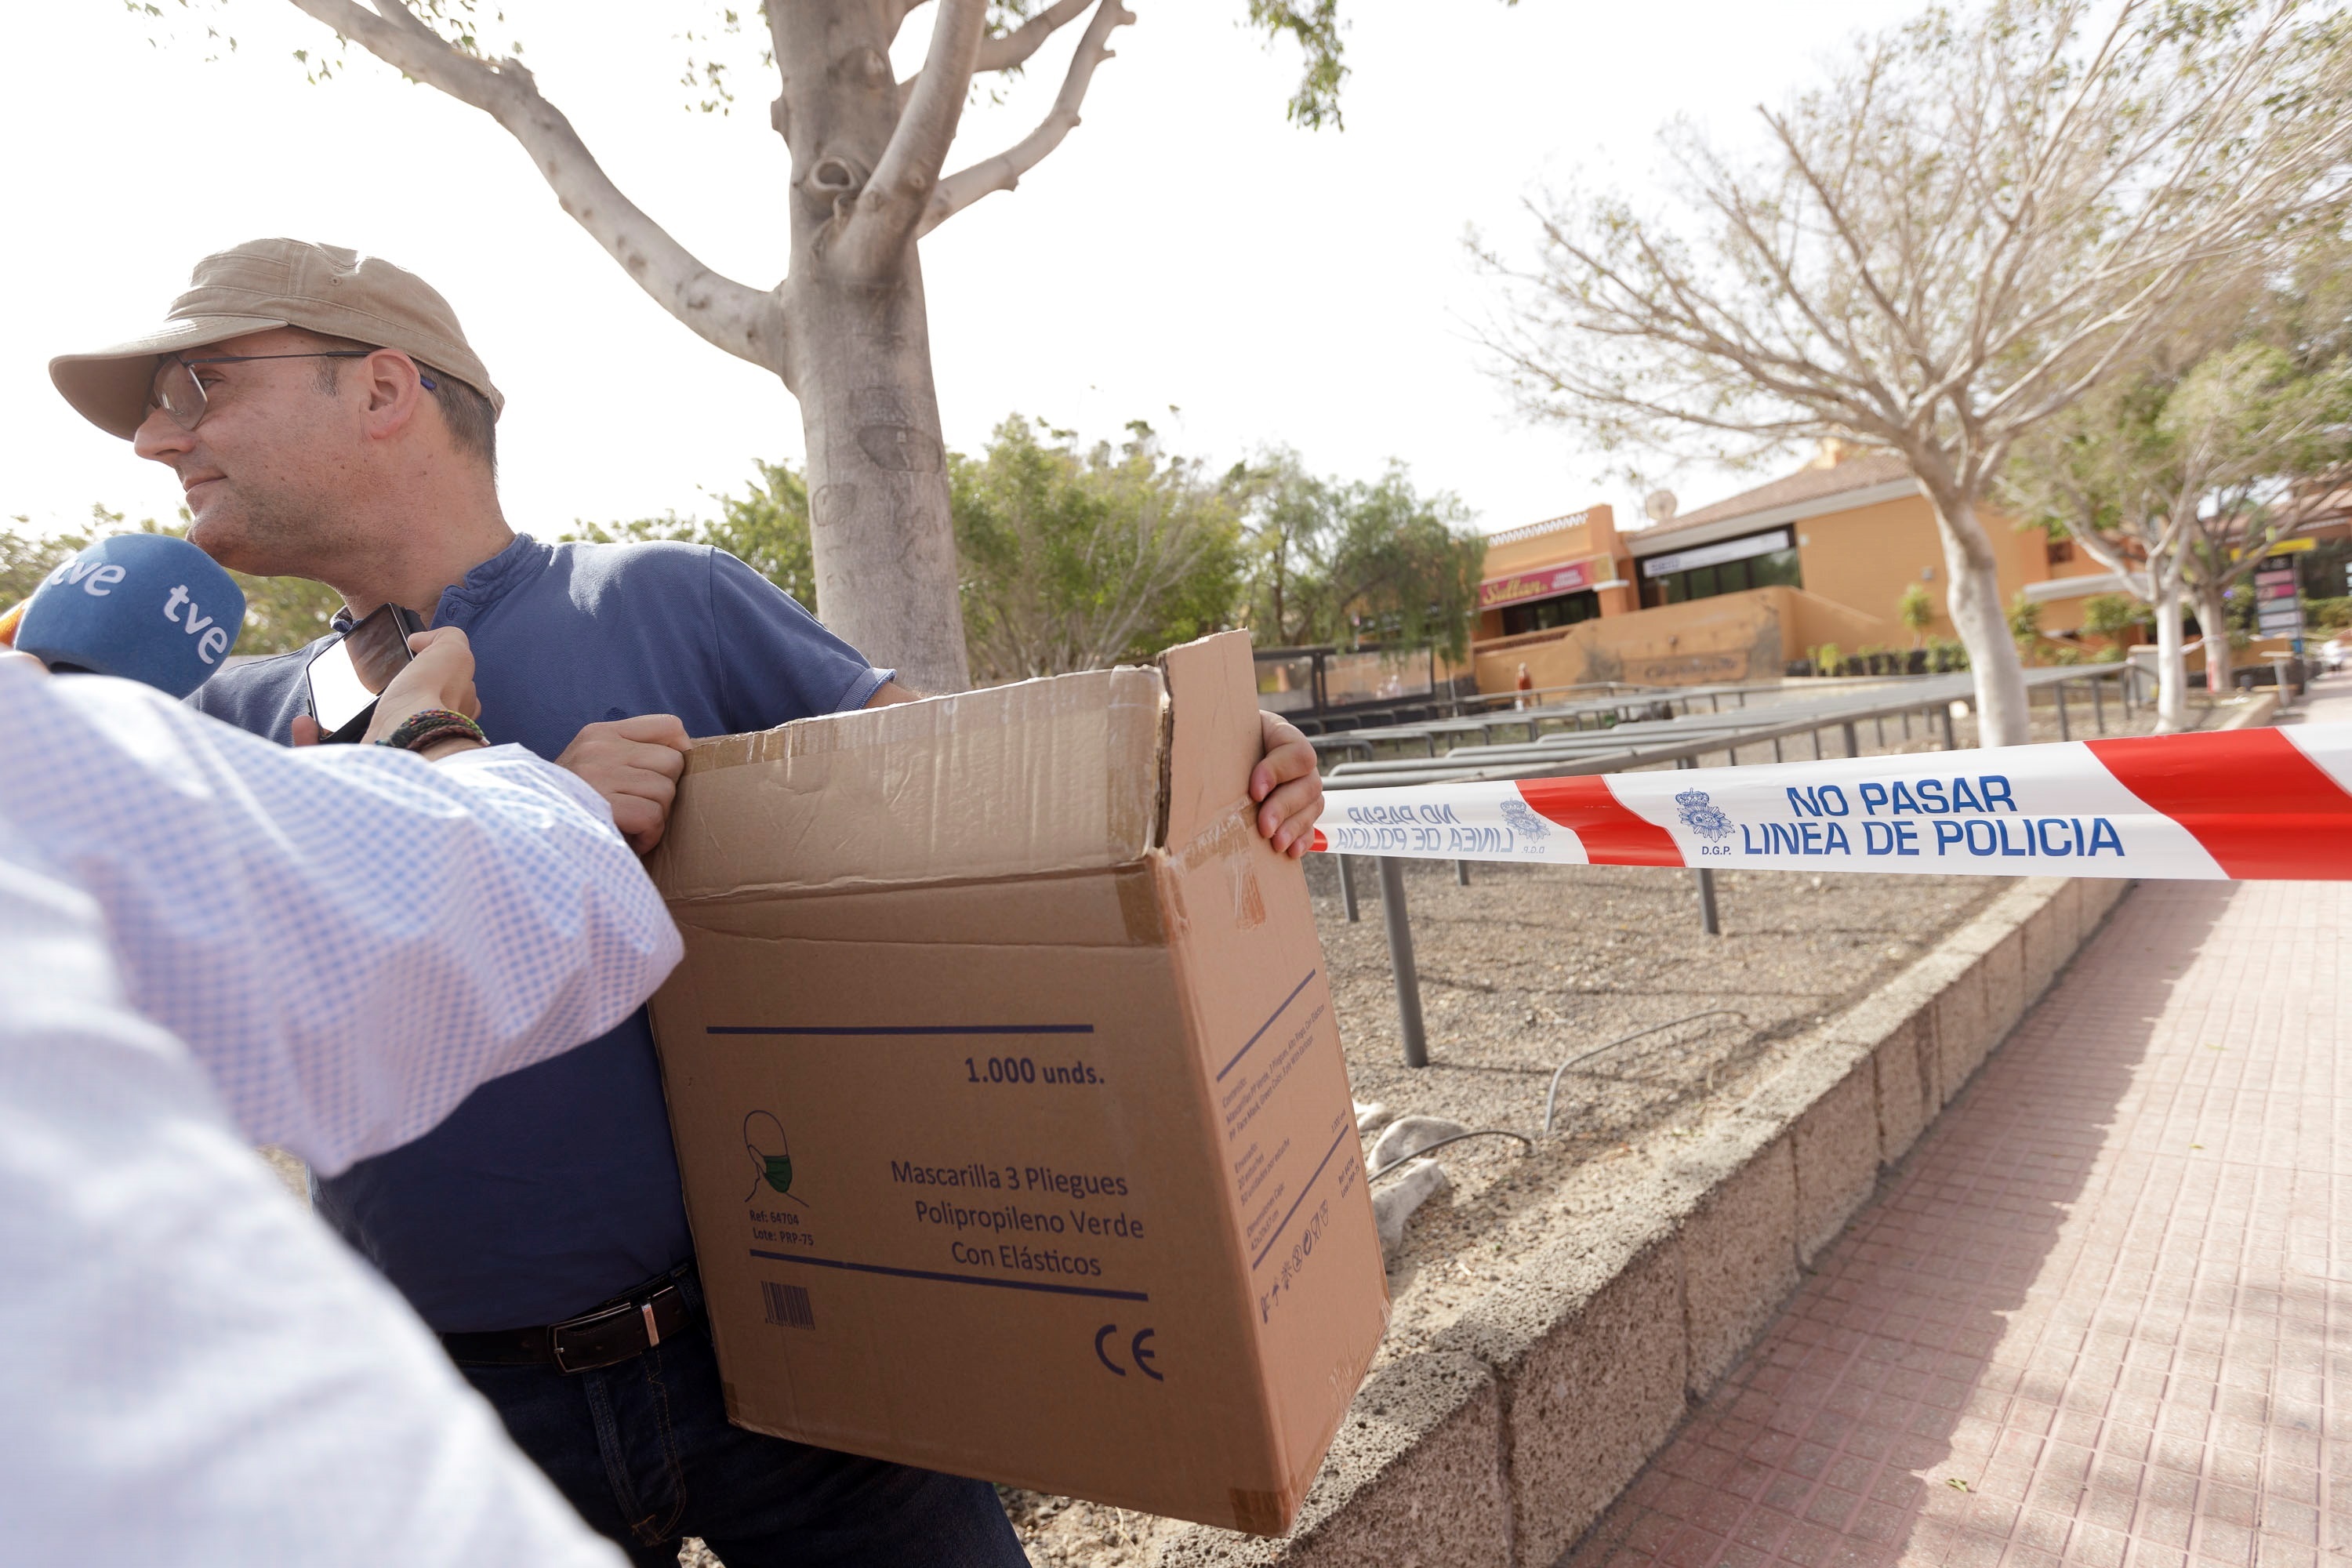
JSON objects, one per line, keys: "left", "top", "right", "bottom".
{"left": 688, "top": 688, "right": 2241, "bottom": 1568}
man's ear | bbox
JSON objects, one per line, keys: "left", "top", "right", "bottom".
{"left": 358, "top": 349, "right": 429, "bottom": 441}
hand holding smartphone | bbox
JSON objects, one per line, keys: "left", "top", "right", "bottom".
{"left": 305, "top": 604, "right": 425, "bottom": 743}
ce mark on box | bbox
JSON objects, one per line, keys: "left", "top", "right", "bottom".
{"left": 1094, "top": 1323, "right": 1163, "bottom": 1381}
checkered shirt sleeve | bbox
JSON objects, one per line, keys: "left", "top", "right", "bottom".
{"left": 0, "top": 660, "right": 683, "bottom": 1175}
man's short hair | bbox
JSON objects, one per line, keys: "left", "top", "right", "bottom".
{"left": 303, "top": 330, "right": 498, "bottom": 477}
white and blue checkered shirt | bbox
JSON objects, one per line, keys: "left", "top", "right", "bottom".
{"left": 0, "top": 661, "right": 673, "bottom": 1563}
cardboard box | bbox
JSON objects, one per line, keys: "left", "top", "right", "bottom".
{"left": 644, "top": 632, "right": 1386, "bottom": 1534}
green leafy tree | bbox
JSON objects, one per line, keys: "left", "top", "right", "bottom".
{"left": 3, "top": 506, "right": 342, "bottom": 656}
{"left": 1238, "top": 452, "right": 1485, "bottom": 662}
{"left": 950, "top": 417, "right": 1240, "bottom": 683}
{"left": 568, "top": 461, "right": 817, "bottom": 612}
{"left": 1, "top": 519, "right": 68, "bottom": 609}
{"left": 2081, "top": 593, "right": 2152, "bottom": 645}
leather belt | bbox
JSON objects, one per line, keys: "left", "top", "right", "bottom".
{"left": 441, "top": 1272, "right": 699, "bottom": 1375}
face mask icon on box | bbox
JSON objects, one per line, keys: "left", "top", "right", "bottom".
{"left": 743, "top": 1110, "right": 809, "bottom": 1205}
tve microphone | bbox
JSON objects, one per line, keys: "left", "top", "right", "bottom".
{"left": 16, "top": 534, "right": 247, "bottom": 699}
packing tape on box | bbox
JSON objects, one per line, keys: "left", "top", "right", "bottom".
{"left": 1307, "top": 723, "right": 2352, "bottom": 881}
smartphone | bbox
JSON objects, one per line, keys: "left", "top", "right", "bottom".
{"left": 306, "top": 603, "right": 425, "bottom": 743}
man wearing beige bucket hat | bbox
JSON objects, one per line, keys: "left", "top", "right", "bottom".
{"left": 52, "top": 238, "right": 1328, "bottom": 1566}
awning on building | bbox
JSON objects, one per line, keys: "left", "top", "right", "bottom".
{"left": 2020, "top": 571, "right": 2136, "bottom": 604}
{"left": 1477, "top": 557, "right": 1619, "bottom": 610}
{"left": 1635, "top": 527, "right": 1792, "bottom": 580}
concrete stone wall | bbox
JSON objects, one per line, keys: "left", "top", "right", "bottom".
{"left": 1159, "top": 873, "right": 2133, "bottom": 1568}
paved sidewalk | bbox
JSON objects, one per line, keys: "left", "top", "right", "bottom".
{"left": 1562, "top": 684, "right": 2350, "bottom": 1568}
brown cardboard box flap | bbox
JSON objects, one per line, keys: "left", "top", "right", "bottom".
{"left": 1157, "top": 632, "right": 1269, "bottom": 855}
{"left": 653, "top": 665, "right": 1164, "bottom": 904}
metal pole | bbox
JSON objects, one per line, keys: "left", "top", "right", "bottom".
{"left": 2092, "top": 674, "right": 2106, "bottom": 734}
{"left": 2055, "top": 680, "right": 2071, "bottom": 741}
{"left": 1677, "top": 757, "right": 1722, "bottom": 936}
{"left": 1940, "top": 702, "right": 1958, "bottom": 750}
{"left": 1338, "top": 854, "right": 1360, "bottom": 923}
{"left": 1842, "top": 720, "right": 1861, "bottom": 758}
{"left": 1377, "top": 857, "right": 1428, "bottom": 1069}
{"left": 1455, "top": 859, "right": 1471, "bottom": 887}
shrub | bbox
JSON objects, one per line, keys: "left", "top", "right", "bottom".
{"left": 2082, "top": 593, "right": 2151, "bottom": 642}
{"left": 1897, "top": 581, "right": 1934, "bottom": 643}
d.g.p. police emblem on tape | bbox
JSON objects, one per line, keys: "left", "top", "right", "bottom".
{"left": 1675, "top": 787, "right": 1735, "bottom": 844}
{"left": 1497, "top": 797, "right": 1550, "bottom": 841}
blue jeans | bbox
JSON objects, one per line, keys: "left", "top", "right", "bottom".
{"left": 459, "top": 1275, "right": 1027, "bottom": 1567}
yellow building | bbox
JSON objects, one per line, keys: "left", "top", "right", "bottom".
{"left": 1472, "top": 448, "right": 2121, "bottom": 694}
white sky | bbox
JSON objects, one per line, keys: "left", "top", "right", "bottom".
{"left": 1, "top": 0, "right": 1906, "bottom": 545}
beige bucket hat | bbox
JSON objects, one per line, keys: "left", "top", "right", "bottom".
{"left": 50, "top": 238, "right": 503, "bottom": 439}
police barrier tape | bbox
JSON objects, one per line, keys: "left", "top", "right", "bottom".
{"left": 1306, "top": 724, "right": 2352, "bottom": 881}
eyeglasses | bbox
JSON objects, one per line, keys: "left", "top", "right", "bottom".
{"left": 146, "top": 350, "right": 441, "bottom": 431}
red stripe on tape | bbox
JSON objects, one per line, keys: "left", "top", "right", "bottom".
{"left": 1308, "top": 827, "right": 1328, "bottom": 854}
{"left": 2085, "top": 729, "right": 2352, "bottom": 880}
{"left": 1517, "top": 775, "right": 1685, "bottom": 866}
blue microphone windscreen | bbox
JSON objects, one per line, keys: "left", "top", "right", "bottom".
{"left": 17, "top": 533, "right": 248, "bottom": 699}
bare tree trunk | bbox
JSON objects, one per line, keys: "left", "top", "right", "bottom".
{"left": 774, "top": 0, "right": 975, "bottom": 694}
{"left": 786, "top": 251, "right": 969, "bottom": 691}
{"left": 2151, "top": 587, "right": 2190, "bottom": 732}
{"left": 1926, "top": 488, "right": 2031, "bottom": 747}
{"left": 2195, "top": 582, "right": 2234, "bottom": 695}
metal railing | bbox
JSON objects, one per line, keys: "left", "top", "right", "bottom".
{"left": 1282, "top": 676, "right": 1658, "bottom": 736}
{"left": 1302, "top": 671, "right": 1964, "bottom": 763}
{"left": 1319, "top": 664, "right": 2149, "bottom": 1067}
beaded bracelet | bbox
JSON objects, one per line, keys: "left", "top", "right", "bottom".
{"left": 376, "top": 708, "right": 488, "bottom": 753}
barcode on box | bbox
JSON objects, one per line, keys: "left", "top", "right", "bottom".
{"left": 760, "top": 1280, "right": 815, "bottom": 1330}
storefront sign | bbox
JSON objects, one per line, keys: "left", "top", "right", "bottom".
{"left": 1479, "top": 558, "right": 1599, "bottom": 609}
{"left": 2256, "top": 558, "right": 2304, "bottom": 639}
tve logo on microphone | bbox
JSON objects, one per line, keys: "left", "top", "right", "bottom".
{"left": 159, "top": 583, "right": 234, "bottom": 665}
{"left": 17, "top": 534, "right": 248, "bottom": 699}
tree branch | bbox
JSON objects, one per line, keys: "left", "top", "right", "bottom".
{"left": 281, "top": 0, "right": 790, "bottom": 381}
{"left": 835, "top": 0, "right": 989, "bottom": 277}
{"left": 920, "top": 0, "right": 1133, "bottom": 236}
{"left": 979, "top": 0, "right": 1097, "bottom": 71}
{"left": 898, "top": 0, "right": 1095, "bottom": 107}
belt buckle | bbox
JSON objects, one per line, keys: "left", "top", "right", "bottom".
{"left": 547, "top": 1299, "right": 637, "bottom": 1376}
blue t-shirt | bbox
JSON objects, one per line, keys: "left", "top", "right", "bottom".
{"left": 191, "top": 533, "right": 888, "bottom": 1331}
